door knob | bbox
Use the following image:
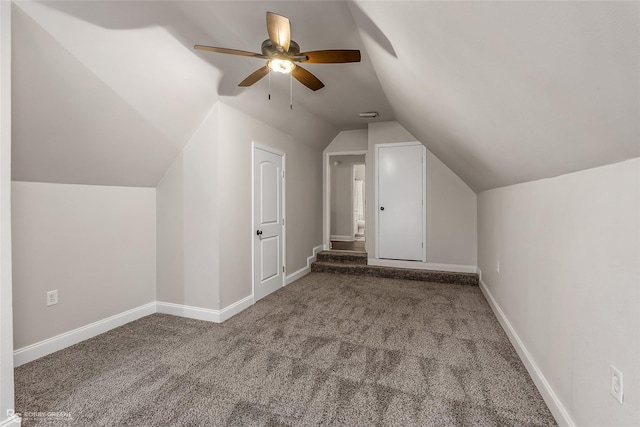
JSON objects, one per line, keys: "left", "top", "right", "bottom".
{"left": 256, "top": 230, "right": 263, "bottom": 236}
{"left": 380, "top": 206, "right": 385, "bottom": 211}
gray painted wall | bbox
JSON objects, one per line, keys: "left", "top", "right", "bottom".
{"left": 426, "top": 151, "right": 477, "bottom": 266}
{"left": 365, "top": 121, "right": 477, "bottom": 266}
{"left": 156, "top": 104, "right": 220, "bottom": 309}
{"left": 325, "top": 129, "right": 368, "bottom": 153}
{"left": 478, "top": 158, "right": 640, "bottom": 426}
{"left": 218, "top": 103, "right": 323, "bottom": 307}
{"left": 11, "top": 182, "right": 156, "bottom": 349}
{"left": 156, "top": 102, "right": 324, "bottom": 310}
{"left": 0, "top": 1, "right": 16, "bottom": 422}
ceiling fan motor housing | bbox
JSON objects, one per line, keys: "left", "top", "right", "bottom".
{"left": 261, "top": 39, "right": 301, "bottom": 58}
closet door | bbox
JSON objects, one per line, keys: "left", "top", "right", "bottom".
{"left": 254, "top": 145, "right": 285, "bottom": 301}
{"left": 376, "top": 142, "right": 425, "bottom": 261}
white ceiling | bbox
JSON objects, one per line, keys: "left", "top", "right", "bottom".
{"left": 11, "top": 1, "right": 639, "bottom": 191}
{"left": 351, "top": 1, "right": 639, "bottom": 191}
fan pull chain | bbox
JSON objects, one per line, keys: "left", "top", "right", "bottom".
{"left": 268, "top": 68, "right": 271, "bottom": 100}
{"left": 290, "top": 72, "right": 293, "bottom": 110}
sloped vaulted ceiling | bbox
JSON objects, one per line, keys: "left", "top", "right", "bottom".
{"left": 351, "top": 1, "right": 639, "bottom": 192}
{"left": 11, "top": 1, "right": 640, "bottom": 191}
{"left": 12, "top": 1, "right": 391, "bottom": 187}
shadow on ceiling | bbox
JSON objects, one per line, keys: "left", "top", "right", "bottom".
{"left": 34, "top": 1, "right": 255, "bottom": 96}
{"left": 347, "top": 2, "right": 397, "bottom": 59}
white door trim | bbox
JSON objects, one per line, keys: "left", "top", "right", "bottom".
{"left": 375, "top": 141, "right": 426, "bottom": 262}
{"left": 251, "top": 142, "right": 286, "bottom": 302}
{"left": 323, "top": 150, "right": 367, "bottom": 249}
{"left": 351, "top": 162, "right": 365, "bottom": 241}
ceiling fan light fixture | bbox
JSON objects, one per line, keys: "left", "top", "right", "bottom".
{"left": 268, "top": 58, "right": 295, "bottom": 74}
{"left": 195, "top": 12, "right": 360, "bottom": 92}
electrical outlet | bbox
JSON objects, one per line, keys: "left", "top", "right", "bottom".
{"left": 610, "top": 365, "right": 624, "bottom": 404}
{"left": 46, "top": 290, "right": 58, "bottom": 307}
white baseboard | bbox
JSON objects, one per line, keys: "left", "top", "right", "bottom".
{"left": 11, "top": 294, "right": 258, "bottom": 368}
{"left": 219, "top": 295, "right": 254, "bottom": 322}
{"left": 368, "top": 258, "right": 477, "bottom": 274}
{"left": 14, "top": 295, "right": 259, "bottom": 366}
{"left": 479, "top": 279, "right": 575, "bottom": 427}
{"left": 285, "top": 245, "right": 324, "bottom": 285}
{"left": 0, "top": 414, "right": 22, "bottom": 427}
{"left": 13, "top": 302, "right": 156, "bottom": 367}
{"left": 156, "top": 301, "right": 220, "bottom": 322}
{"left": 330, "top": 235, "right": 354, "bottom": 242}
{"left": 157, "top": 295, "right": 254, "bottom": 324}
{"left": 285, "top": 266, "right": 310, "bottom": 285}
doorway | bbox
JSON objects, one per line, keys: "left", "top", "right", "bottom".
{"left": 253, "top": 144, "right": 285, "bottom": 301}
{"left": 328, "top": 154, "right": 366, "bottom": 252}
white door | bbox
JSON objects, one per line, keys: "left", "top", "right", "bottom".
{"left": 377, "top": 143, "right": 425, "bottom": 261}
{"left": 253, "top": 145, "right": 284, "bottom": 301}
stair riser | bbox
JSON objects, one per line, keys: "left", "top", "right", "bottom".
{"left": 315, "top": 253, "right": 367, "bottom": 265}
{"left": 311, "top": 262, "right": 479, "bottom": 286}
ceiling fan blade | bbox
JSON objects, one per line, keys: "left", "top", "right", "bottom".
{"left": 194, "top": 45, "right": 266, "bottom": 59}
{"left": 299, "top": 50, "right": 361, "bottom": 64}
{"left": 266, "top": 12, "right": 290, "bottom": 52}
{"left": 292, "top": 65, "right": 325, "bottom": 91}
{"left": 239, "top": 66, "right": 270, "bottom": 87}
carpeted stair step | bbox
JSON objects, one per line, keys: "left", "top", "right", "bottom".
{"left": 315, "top": 250, "right": 368, "bottom": 265}
{"left": 311, "top": 261, "right": 479, "bottom": 286}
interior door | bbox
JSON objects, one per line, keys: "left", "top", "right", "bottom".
{"left": 254, "top": 145, "right": 284, "bottom": 301}
{"left": 377, "top": 143, "right": 425, "bottom": 261}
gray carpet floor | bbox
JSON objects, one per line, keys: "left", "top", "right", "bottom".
{"left": 15, "top": 272, "right": 556, "bottom": 426}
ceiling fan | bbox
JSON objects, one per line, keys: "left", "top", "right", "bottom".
{"left": 195, "top": 12, "right": 361, "bottom": 91}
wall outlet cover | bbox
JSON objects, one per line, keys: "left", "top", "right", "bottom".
{"left": 610, "top": 365, "right": 624, "bottom": 404}
{"left": 46, "top": 290, "right": 58, "bottom": 307}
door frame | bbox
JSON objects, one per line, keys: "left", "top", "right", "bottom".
{"left": 323, "top": 150, "right": 367, "bottom": 250}
{"left": 351, "top": 162, "right": 365, "bottom": 241}
{"left": 251, "top": 142, "right": 286, "bottom": 302}
{"left": 374, "top": 141, "right": 426, "bottom": 262}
